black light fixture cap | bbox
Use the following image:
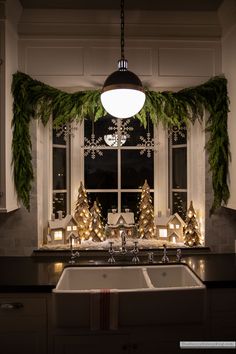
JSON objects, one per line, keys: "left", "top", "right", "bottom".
{"left": 102, "top": 70, "right": 144, "bottom": 92}
{"left": 102, "top": 59, "right": 144, "bottom": 93}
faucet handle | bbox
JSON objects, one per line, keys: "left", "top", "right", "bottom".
{"left": 162, "top": 244, "right": 169, "bottom": 263}
{"left": 108, "top": 241, "right": 116, "bottom": 263}
{"left": 147, "top": 252, "right": 154, "bottom": 264}
{"left": 132, "top": 241, "right": 140, "bottom": 264}
{"left": 69, "top": 250, "right": 80, "bottom": 264}
{"left": 176, "top": 248, "right": 182, "bottom": 262}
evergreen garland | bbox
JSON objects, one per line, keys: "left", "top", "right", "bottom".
{"left": 11, "top": 71, "right": 230, "bottom": 213}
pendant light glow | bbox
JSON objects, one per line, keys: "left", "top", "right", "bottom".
{"left": 101, "top": 87, "right": 145, "bottom": 119}
{"left": 101, "top": 1, "right": 145, "bottom": 118}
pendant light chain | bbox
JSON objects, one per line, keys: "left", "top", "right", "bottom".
{"left": 120, "top": 0, "right": 125, "bottom": 59}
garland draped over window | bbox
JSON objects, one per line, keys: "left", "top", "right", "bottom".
{"left": 12, "top": 71, "right": 230, "bottom": 213}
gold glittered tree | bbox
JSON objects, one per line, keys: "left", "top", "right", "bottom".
{"left": 74, "top": 182, "right": 92, "bottom": 242}
{"left": 138, "top": 180, "right": 155, "bottom": 239}
{"left": 90, "top": 201, "right": 105, "bottom": 242}
{"left": 184, "top": 200, "right": 201, "bottom": 246}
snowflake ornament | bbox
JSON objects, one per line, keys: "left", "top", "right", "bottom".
{"left": 55, "top": 123, "right": 78, "bottom": 141}
{"left": 138, "top": 132, "right": 159, "bottom": 158}
{"left": 169, "top": 125, "right": 186, "bottom": 142}
{"left": 83, "top": 134, "right": 105, "bottom": 159}
{"left": 108, "top": 119, "right": 134, "bottom": 142}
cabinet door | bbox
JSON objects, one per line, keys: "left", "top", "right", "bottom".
{"left": 0, "top": 332, "right": 46, "bottom": 354}
{"left": 54, "top": 334, "right": 130, "bottom": 354}
{"left": 0, "top": 296, "right": 47, "bottom": 354}
{"left": 208, "top": 289, "right": 236, "bottom": 339}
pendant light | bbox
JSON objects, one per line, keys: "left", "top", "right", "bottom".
{"left": 101, "top": 0, "right": 146, "bottom": 119}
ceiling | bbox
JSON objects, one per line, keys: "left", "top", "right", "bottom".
{"left": 19, "top": 0, "right": 223, "bottom": 11}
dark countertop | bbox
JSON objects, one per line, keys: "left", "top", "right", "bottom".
{"left": 0, "top": 252, "right": 236, "bottom": 293}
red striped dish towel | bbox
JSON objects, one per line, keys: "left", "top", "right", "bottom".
{"left": 90, "top": 289, "right": 119, "bottom": 330}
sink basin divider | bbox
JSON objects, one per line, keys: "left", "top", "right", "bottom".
{"left": 142, "top": 267, "right": 155, "bottom": 289}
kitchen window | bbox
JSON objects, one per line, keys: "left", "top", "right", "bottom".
{"left": 52, "top": 115, "right": 188, "bottom": 221}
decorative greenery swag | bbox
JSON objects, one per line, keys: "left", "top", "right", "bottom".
{"left": 12, "top": 71, "right": 230, "bottom": 214}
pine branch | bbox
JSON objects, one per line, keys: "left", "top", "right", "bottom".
{"left": 11, "top": 72, "right": 230, "bottom": 213}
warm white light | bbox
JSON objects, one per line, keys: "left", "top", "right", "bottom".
{"left": 67, "top": 226, "right": 72, "bottom": 231}
{"left": 101, "top": 89, "right": 145, "bottom": 119}
{"left": 175, "top": 224, "right": 180, "bottom": 229}
{"left": 104, "top": 134, "right": 126, "bottom": 147}
{"left": 169, "top": 223, "right": 174, "bottom": 229}
{"left": 54, "top": 231, "right": 63, "bottom": 240}
{"left": 159, "top": 229, "right": 167, "bottom": 238}
{"left": 72, "top": 225, "right": 77, "bottom": 231}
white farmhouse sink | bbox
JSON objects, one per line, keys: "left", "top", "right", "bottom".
{"left": 53, "top": 264, "right": 206, "bottom": 328}
{"left": 55, "top": 266, "right": 150, "bottom": 291}
{"left": 146, "top": 264, "right": 203, "bottom": 288}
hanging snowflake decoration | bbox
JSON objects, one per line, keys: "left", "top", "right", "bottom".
{"left": 83, "top": 134, "right": 105, "bottom": 159}
{"left": 107, "top": 118, "right": 134, "bottom": 145}
{"left": 168, "top": 125, "right": 187, "bottom": 142}
{"left": 138, "top": 133, "right": 159, "bottom": 158}
{"left": 55, "top": 123, "right": 78, "bottom": 141}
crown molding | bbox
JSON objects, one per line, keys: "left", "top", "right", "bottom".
{"left": 218, "top": 0, "right": 236, "bottom": 36}
{"left": 18, "top": 9, "right": 221, "bottom": 39}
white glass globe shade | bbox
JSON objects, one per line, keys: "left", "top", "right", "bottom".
{"left": 101, "top": 88, "right": 146, "bottom": 119}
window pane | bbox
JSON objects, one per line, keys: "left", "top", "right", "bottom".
{"left": 53, "top": 128, "right": 67, "bottom": 145}
{"left": 53, "top": 192, "right": 67, "bottom": 216}
{"left": 121, "top": 150, "right": 154, "bottom": 189}
{"left": 121, "top": 192, "right": 141, "bottom": 217}
{"left": 170, "top": 125, "right": 187, "bottom": 145}
{"left": 53, "top": 148, "right": 67, "bottom": 189}
{"left": 84, "top": 115, "right": 112, "bottom": 141}
{"left": 125, "top": 119, "right": 153, "bottom": 146}
{"left": 172, "top": 191, "right": 187, "bottom": 220}
{"left": 172, "top": 147, "right": 187, "bottom": 189}
{"left": 85, "top": 150, "right": 118, "bottom": 189}
{"left": 87, "top": 192, "right": 118, "bottom": 221}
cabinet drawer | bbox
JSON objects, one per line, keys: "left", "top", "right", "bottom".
{"left": 0, "top": 297, "right": 47, "bottom": 331}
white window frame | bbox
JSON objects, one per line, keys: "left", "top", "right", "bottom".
{"left": 38, "top": 105, "right": 206, "bottom": 245}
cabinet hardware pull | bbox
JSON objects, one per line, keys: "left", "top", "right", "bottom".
{"left": 0, "top": 303, "right": 24, "bottom": 310}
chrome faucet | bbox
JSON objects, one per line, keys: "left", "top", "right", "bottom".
{"left": 107, "top": 233, "right": 140, "bottom": 263}
{"left": 162, "top": 244, "right": 169, "bottom": 263}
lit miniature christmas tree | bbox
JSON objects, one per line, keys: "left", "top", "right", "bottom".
{"left": 138, "top": 180, "right": 155, "bottom": 239}
{"left": 184, "top": 200, "right": 201, "bottom": 246}
{"left": 74, "top": 182, "right": 92, "bottom": 242}
{"left": 90, "top": 201, "right": 105, "bottom": 242}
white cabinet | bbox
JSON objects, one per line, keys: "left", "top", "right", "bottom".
{"left": 0, "top": 0, "right": 20, "bottom": 212}
{"left": 0, "top": 294, "right": 48, "bottom": 354}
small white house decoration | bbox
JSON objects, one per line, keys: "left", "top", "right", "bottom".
{"left": 155, "top": 212, "right": 185, "bottom": 243}
{"left": 48, "top": 211, "right": 78, "bottom": 244}
{"left": 106, "top": 212, "right": 137, "bottom": 238}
